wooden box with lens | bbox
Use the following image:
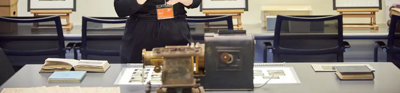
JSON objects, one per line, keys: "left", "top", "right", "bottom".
{"left": 202, "top": 33, "right": 254, "bottom": 90}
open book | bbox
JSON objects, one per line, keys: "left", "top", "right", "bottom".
{"left": 40, "top": 58, "right": 110, "bottom": 72}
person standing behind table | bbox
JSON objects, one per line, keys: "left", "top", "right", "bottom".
{"left": 114, "top": 0, "right": 201, "bottom": 63}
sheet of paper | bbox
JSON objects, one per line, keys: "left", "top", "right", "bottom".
{"left": 114, "top": 67, "right": 161, "bottom": 85}
{"left": 254, "top": 66, "right": 301, "bottom": 86}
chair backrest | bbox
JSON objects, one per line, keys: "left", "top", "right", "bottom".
{"left": 387, "top": 14, "right": 400, "bottom": 67}
{"left": 186, "top": 15, "right": 233, "bottom": 42}
{"left": 186, "top": 15, "right": 233, "bottom": 30}
{"left": 0, "top": 48, "right": 15, "bottom": 86}
{"left": 273, "top": 15, "right": 344, "bottom": 62}
{"left": 81, "top": 16, "right": 127, "bottom": 63}
{"left": 0, "top": 16, "right": 65, "bottom": 69}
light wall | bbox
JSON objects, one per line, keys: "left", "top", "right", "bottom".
{"left": 18, "top": 0, "right": 390, "bottom": 25}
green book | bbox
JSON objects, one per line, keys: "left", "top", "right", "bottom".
{"left": 335, "top": 66, "right": 374, "bottom": 80}
{"left": 336, "top": 66, "right": 373, "bottom": 73}
{"left": 48, "top": 71, "right": 87, "bottom": 83}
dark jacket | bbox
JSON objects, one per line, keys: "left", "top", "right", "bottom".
{"left": 114, "top": 0, "right": 201, "bottom": 63}
{"left": 114, "top": 0, "right": 201, "bottom": 18}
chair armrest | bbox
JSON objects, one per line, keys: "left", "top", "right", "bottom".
{"left": 374, "top": 41, "right": 387, "bottom": 62}
{"left": 264, "top": 42, "right": 273, "bottom": 49}
{"left": 66, "top": 42, "right": 75, "bottom": 50}
{"left": 74, "top": 42, "right": 82, "bottom": 50}
{"left": 343, "top": 41, "right": 351, "bottom": 48}
{"left": 71, "top": 42, "right": 82, "bottom": 59}
{"left": 375, "top": 41, "right": 387, "bottom": 49}
{"left": 263, "top": 42, "right": 273, "bottom": 62}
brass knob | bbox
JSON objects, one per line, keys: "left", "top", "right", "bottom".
{"left": 154, "top": 66, "right": 161, "bottom": 73}
{"left": 220, "top": 52, "right": 233, "bottom": 64}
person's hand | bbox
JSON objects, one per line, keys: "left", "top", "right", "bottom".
{"left": 166, "top": 0, "right": 179, "bottom": 6}
{"left": 167, "top": 0, "right": 193, "bottom": 6}
{"left": 137, "top": 0, "right": 147, "bottom": 5}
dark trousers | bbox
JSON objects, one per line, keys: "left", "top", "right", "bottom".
{"left": 120, "top": 17, "right": 190, "bottom": 63}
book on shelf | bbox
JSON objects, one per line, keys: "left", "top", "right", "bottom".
{"left": 40, "top": 58, "right": 110, "bottom": 72}
{"left": 48, "top": 71, "right": 87, "bottom": 83}
{"left": 335, "top": 66, "right": 374, "bottom": 80}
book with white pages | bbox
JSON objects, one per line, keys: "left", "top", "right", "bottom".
{"left": 40, "top": 58, "right": 110, "bottom": 73}
{"left": 74, "top": 60, "right": 110, "bottom": 72}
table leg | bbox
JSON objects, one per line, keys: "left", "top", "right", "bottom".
{"left": 264, "top": 12, "right": 267, "bottom": 28}
{"left": 205, "top": 13, "right": 210, "bottom": 30}
{"left": 237, "top": 13, "right": 242, "bottom": 30}
{"left": 66, "top": 13, "right": 70, "bottom": 26}
{"left": 33, "top": 13, "right": 39, "bottom": 28}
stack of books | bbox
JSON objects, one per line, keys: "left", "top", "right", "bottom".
{"left": 40, "top": 58, "right": 110, "bottom": 72}
{"left": 335, "top": 66, "right": 374, "bottom": 80}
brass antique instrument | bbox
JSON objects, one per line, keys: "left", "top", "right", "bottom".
{"left": 142, "top": 43, "right": 205, "bottom": 93}
{"left": 142, "top": 43, "right": 205, "bottom": 76}
{"left": 143, "top": 32, "right": 254, "bottom": 92}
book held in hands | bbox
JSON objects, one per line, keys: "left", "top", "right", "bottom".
{"left": 40, "top": 58, "right": 110, "bottom": 72}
